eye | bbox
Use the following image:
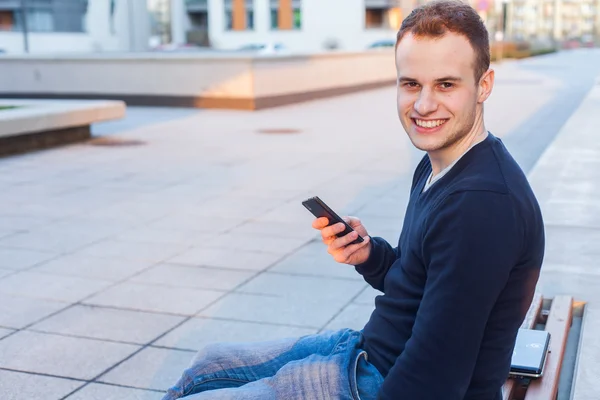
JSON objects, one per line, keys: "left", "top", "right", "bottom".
{"left": 440, "top": 82, "right": 454, "bottom": 89}
{"left": 403, "top": 82, "right": 420, "bottom": 89}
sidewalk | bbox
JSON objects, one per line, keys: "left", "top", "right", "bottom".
{"left": 528, "top": 78, "right": 600, "bottom": 400}
{"left": 0, "top": 49, "right": 599, "bottom": 399}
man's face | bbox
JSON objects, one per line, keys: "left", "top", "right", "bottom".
{"left": 395, "top": 32, "right": 492, "bottom": 153}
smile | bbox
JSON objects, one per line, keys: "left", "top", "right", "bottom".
{"left": 413, "top": 119, "right": 448, "bottom": 128}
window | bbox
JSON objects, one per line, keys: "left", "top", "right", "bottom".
{"left": 224, "top": 0, "right": 254, "bottom": 30}
{"left": 2, "top": 1, "right": 88, "bottom": 33}
{"left": 148, "top": 0, "right": 172, "bottom": 45}
{"left": 365, "top": 8, "right": 385, "bottom": 29}
{"left": 247, "top": 10, "right": 254, "bottom": 29}
{"left": 269, "top": 1, "right": 301, "bottom": 30}
{"left": 189, "top": 12, "right": 208, "bottom": 30}
{"left": 365, "top": 7, "right": 401, "bottom": 30}
{"left": 0, "top": 11, "right": 14, "bottom": 31}
{"left": 13, "top": 9, "right": 55, "bottom": 32}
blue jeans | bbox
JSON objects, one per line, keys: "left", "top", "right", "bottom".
{"left": 162, "top": 328, "right": 384, "bottom": 399}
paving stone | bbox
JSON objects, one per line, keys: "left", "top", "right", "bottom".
{"left": 32, "top": 253, "right": 153, "bottom": 282}
{"left": 0, "top": 228, "right": 106, "bottom": 253}
{"left": 84, "top": 282, "right": 224, "bottom": 316}
{"left": 353, "top": 286, "right": 383, "bottom": 306}
{"left": 98, "top": 347, "right": 195, "bottom": 391}
{"left": 200, "top": 287, "right": 364, "bottom": 329}
{"left": 169, "top": 247, "right": 283, "bottom": 271}
{"left": 130, "top": 263, "right": 256, "bottom": 291}
{"left": 113, "top": 227, "right": 211, "bottom": 246}
{"left": 203, "top": 232, "right": 309, "bottom": 255}
{"left": 48, "top": 216, "right": 135, "bottom": 238}
{"left": 0, "top": 215, "right": 51, "bottom": 230}
{"left": 323, "top": 303, "right": 376, "bottom": 331}
{"left": 268, "top": 251, "right": 361, "bottom": 280}
{"left": 0, "top": 267, "right": 14, "bottom": 279}
{"left": 543, "top": 225, "right": 600, "bottom": 270}
{"left": 146, "top": 214, "right": 243, "bottom": 233}
{"left": 0, "top": 228, "right": 18, "bottom": 239}
{"left": 0, "top": 369, "right": 83, "bottom": 400}
{"left": 29, "top": 304, "right": 185, "bottom": 344}
{"left": 154, "top": 317, "right": 316, "bottom": 351}
{"left": 542, "top": 199, "right": 600, "bottom": 230}
{"left": 0, "top": 246, "right": 57, "bottom": 270}
{"left": 65, "top": 383, "right": 164, "bottom": 400}
{"left": 228, "top": 219, "right": 317, "bottom": 240}
{"left": 180, "top": 195, "right": 281, "bottom": 219}
{"left": 0, "top": 292, "right": 68, "bottom": 328}
{"left": 0, "top": 330, "right": 140, "bottom": 380}
{"left": 0, "top": 327, "right": 16, "bottom": 339}
{"left": 72, "top": 239, "right": 189, "bottom": 263}
{"left": 255, "top": 201, "right": 315, "bottom": 223}
{"left": 235, "top": 272, "right": 365, "bottom": 300}
{"left": 0, "top": 271, "right": 111, "bottom": 302}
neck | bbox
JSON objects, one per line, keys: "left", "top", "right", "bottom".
{"left": 428, "top": 118, "right": 488, "bottom": 176}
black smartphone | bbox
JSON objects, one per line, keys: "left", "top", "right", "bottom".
{"left": 509, "top": 329, "right": 551, "bottom": 379}
{"left": 302, "top": 196, "right": 364, "bottom": 245}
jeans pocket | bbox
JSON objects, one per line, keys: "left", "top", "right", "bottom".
{"left": 349, "top": 351, "right": 384, "bottom": 400}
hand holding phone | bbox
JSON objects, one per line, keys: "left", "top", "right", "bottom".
{"left": 302, "top": 196, "right": 371, "bottom": 265}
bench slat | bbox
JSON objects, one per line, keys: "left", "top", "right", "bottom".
{"left": 503, "top": 293, "right": 544, "bottom": 400}
{"left": 523, "top": 295, "right": 573, "bottom": 400}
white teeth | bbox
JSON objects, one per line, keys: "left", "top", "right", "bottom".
{"left": 415, "top": 119, "right": 445, "bottom": 128}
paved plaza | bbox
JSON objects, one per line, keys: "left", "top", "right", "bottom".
{"left": 1, "top": 49, "right": 600, "bottom": 399}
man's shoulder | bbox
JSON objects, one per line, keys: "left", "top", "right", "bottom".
{"left": 450, "top": 135, "right": 531, "bottom": 197}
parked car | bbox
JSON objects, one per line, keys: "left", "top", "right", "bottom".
{"left": 237, "top": 43, "right": 289, "bottom": 55}
{"left": 367, "top": 39, "right": 395, "bottom": 50}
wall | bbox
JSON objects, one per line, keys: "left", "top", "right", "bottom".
{"left": 0, "top": 54, "right": 254, "bottom": 98}
{"left": 0, "top": 51, "right": 397, "bottom": 109}
{"left": 0, "top": 0, "right": 149, "bottom": 54}
{"left": 0, "top": 32, "right": 95, "bottom": 54}
{"left": 252, "top": 51, "right": 396, "bottom": 97}
{"left": 205, "top": 0, "right": 397, "bottom": 52}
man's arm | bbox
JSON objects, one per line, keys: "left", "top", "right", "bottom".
{"left": 377, "top": 191, "right": 521, "bottom": 399}
{"left": 354, "top": 237, "right": 400, "bottom": 292}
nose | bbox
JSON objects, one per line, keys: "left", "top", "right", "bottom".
{"left": 414, "top": 88, "right": 438, "bottom": 115}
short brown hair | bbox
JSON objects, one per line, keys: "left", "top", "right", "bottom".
{"left": 396, "top": 0, "right": 490, "bottom": 82}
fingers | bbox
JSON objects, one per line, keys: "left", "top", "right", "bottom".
{"left": 311, "top": 217, "right": 329, "bottom": 230}
{"left": 329, "top": 230, "right": 360, "bottom": 251}
{"left": 320, "top": 222, "right": 346, "bottom": 241}
{"left": 331, "top": 236, "right": 371, "bottom": 263}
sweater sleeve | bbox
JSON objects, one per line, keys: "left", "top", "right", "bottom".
{"left": 377, "top": 191, "right": 521, "bottom": 400}
{"left": 354, "top": 236, "right": 400, "bottom": 292}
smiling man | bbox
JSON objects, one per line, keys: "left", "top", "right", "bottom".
{"left": 163, "top": 1, "right": 544, "bottom": 399}
{"left": 341, "top": 1, "right": 546, "bottom": 398}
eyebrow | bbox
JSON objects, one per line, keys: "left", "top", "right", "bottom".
{"left": 398, "top": 76, "right": 462, "bottom": 83}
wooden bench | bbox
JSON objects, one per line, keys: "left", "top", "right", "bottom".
{"left": 502, "top": 294, "right": 574, "bottom": 400}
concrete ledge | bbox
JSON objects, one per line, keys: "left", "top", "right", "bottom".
{"left": 0, "top": 99, "right": 125, "bottom": 156}
{"left": 0, "top": 79, "right": 396, "bottom": 111}
{"left": 0, "top": 52, "right": 397, "bottom": 110}
{"left": 0, "top": 125, "right": 91, "bottom": 157}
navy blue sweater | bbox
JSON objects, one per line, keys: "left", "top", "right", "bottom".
{"left": 357, "top": 134, "right": 545, "bottom": 399}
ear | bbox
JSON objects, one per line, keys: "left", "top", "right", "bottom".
{"left": 477, "top": 68, "right": 494, "bottom": 103}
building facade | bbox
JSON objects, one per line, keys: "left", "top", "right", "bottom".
{"left": 169, "top": 0, "right": 413, "bottom": 52}
{"left": 0, "top": 0, "right": 150, "bottom": 54}
{"left": 505, "top": 0, "right": 600, "bottom": 42}
{"left": 1, "top": 0, "right": 597, "bottom": 55}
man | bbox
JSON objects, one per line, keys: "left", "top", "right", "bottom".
{"left": 163, "top": 1, "right": 544, "bottom": 399}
